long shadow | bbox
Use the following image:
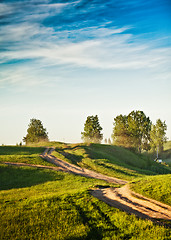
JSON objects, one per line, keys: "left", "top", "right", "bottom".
{"left": 0, "top": 165, "right": 64, "bottom": 190}
{"left": 84, "top": 145, "right": 171, "bottom": 175}
{"left": 65, "top": 196, "right": 133, "bottom": 240}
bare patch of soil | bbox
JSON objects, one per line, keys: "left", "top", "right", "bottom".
{"left": 41, "top": 148, "right": 127, "bottom": 185}
{"left": 91, "top": 185, "right": 171, "bottom": 222}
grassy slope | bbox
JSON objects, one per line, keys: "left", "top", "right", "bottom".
{"left": 0, "top": 146, "right": 54, "bottom": 166}
{"left": 130, "top": 174, "right": 171, "bottom": 206}
{"left": 0, "top": 163, "right": 170, "bottom": 240}
{"left": 51, "top": 142, "right": 171, "bottom": 181}
{"left": 162, "top": 141, "right": 171, "bottom": 167}
{"left": 1, "top": 144, "right": 171, "bottom": 239}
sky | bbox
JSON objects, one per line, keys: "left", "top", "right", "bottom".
{"left": 0, "top": 0, "right": 171, "bottom": 145}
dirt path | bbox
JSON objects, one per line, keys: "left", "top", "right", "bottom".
{"left": 40, "top": 148, "right": 127, "bottom": 185}
{"left": 41, "top": 148, "right": 171, "bottom": 222}
{"left": 91, "top": 185, "right": 171, "bottom": 222}
{"left": 2, "top": 148, "right": 171, "bottom": 223}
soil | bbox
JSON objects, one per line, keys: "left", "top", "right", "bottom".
{"left": 40, "top": 148, "right": 127, "bottom": 185}
{"left": 2, "top": 148, "right": 171, "bottom": 224}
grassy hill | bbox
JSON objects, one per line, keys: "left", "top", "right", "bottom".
{"left": 0, "top": 143, "right": 171, "bottom": 239}
{"left": 51, "top": 142, "right": 171, "bottom": 180}
{"left": 130, "top": 174, "right": 171, "bottom": 206}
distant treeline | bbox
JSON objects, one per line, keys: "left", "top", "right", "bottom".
{"left": 23, "top": 110, "right": 167, "bottom": 154}
{"left": 82, "top": 111, "right": 167, "bottom": 153}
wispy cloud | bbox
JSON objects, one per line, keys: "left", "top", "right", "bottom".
{"left": 0, "top": 0, "right": 171, "bottom": 88}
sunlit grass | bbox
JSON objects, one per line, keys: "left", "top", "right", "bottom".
{"left": 52, "top": 143, "right": 171, "bottom": 181}
{"left": 0, "top": 164, "right": 170, "bottom": 240}
{"left": 0, "top": 146, "right": 54, "bottom": 166}
{"left": 130, "top": 174, "right": 171, "bottom": 206}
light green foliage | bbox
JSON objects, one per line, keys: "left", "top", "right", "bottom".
{"left": 150, "top": 119, "right": 167, "bottom": 153}
{"left": 23, "top": 118, "right": 48, "bottom": 144}
{"left": 112, "top": 114, "right": 131, "bottom": 148}
{"left": 0, "top": 164, "right": 170, "bottom": 239}
{"left": 127, "top": 111, "right": 151, "bottom": 152}
{"left": 130, "top": 174, "right": 171, "bottom": 206}
{"left": 81, "top": 115, "right": 103, "bottom": 143}
{"left": 112, "top": 111, "right": 151, "bottom": 152}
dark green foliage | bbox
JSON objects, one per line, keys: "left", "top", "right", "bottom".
{"left": 81, "top": 115, "right": 103, "bottom": 143}
{"left": 23, "top": 118, "right": 48, "bottom": 144}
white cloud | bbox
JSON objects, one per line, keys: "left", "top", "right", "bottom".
{"left": 0, "top": 0, "right": 171, "bottom": 89}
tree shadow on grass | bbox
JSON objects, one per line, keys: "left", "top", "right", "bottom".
{"left": 0, "top": 165, "right": 64, "bottom": 190}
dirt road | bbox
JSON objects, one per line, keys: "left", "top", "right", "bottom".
{"left": 41, "top": 148, "right": 171, "bottom": 222}
{"left": 3, "top": 148, "right": 171, "bottom": 223}
{"left": 41, "top": 148, "right": 127, "bottom": 185}
{"left": 91, "top": 185, "right": 171, "bottom": 222}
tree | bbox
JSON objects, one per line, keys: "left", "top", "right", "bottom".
{"left": 81, "top": 115, "right": 103, "bottom": 143}
{"left": 23, "top": 118, "right": 48, "bottom": 144}
{"left": 150, "top": 119, "right": 167, "bottom": 155}
{"left": 127, "top": 111, "right": 151, "bottom": 152}
{"left": 108, "top": 138, "right": 111, "bottom": 145}
{"left": 112, "top": 111, "right": 151, "bottom": 152}
{"left": 112, "top": 114, "right": 131, "bottom": 148}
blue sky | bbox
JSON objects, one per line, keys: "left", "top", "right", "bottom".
{"left": 0, "top": 0, "right": 171, "bottom": 144}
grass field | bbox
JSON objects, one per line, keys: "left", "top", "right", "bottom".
{"left": 0, "top": 143, "right": 171, "bottom": 239}
{"left": 0, "top": 146, "right": 55, "bottom": 167}
{"left": 130, "top": 174, "right": 171, "bottom": 206}
{"left": 0, "top": 163, "right": 170, "bottom": 240}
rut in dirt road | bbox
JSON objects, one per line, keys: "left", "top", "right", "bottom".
{"left": 41, "top": 148, "right": 127, "bottom": 185}
{"left": 42, "top": 148, "right": 171, "bottom": 223}
{"left": 91, "top": 185, "right": 171, "bottom": 222}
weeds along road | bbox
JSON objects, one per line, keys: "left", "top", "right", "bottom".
{"left": 3, "top": 147, "right": 171, "bottom": 223}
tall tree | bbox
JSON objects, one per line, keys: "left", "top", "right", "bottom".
{"left": 112, "top": 111, "right": 151, "bottom": 152}
{"left": 23, "top": 118, "right": 48, "bottom": 144}
{"left": 150, "top": 119, "right": 167, "bottom": 154}
{"left": 81, "top": 115, "right": 103, "bottom": 143}
{"left": 127, "top": 110, "right": 151, "bottom": 152}
{"left": 112, "top": 114, "right": 131, "bottom": 148}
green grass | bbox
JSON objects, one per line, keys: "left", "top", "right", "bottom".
{"left": 0, "top": 164, "right": 170, "bottom": 240}
{"left": 130, "top": 174, "right": 171, "bottom": 206}
{"left": 52, "top": 143, "right": 171, "bottom": 181}
{"left": 0, "top": 146, "right": 54, "bottom": 166}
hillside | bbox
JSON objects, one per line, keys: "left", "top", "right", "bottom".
{"left": 130, "top": 174, "right": 171, "bottom": 206}
{"left": 50, "top": 142, "right": 171, "bottom": 180}
{"left": 0, "top": 143, "right": 171, "bottom": 239}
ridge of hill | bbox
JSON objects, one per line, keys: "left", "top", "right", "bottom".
{"left": 49, "top": 142, "right": 171, "bottom": 181}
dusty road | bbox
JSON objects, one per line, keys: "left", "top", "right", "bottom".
{"left": 2, "top": 148, "right": 171, "bottom": 223}
{"left": 41, "top": 148, "right": 127, "bottom": 185}
{"left": 91, "top": 185, "right": 171, "bottom": 222}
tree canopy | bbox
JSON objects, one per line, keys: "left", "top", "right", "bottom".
{"left": 23, "top": 118, "right": 49, "bottom": 144}
{"left": 81, "top": 115, "right": 103, "bottom": 143}
{"left": 150, "top": 119, "right": 167, "bottom": 153}
{"left": 112, "top": 111, "right": 152, "bottom": 152}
